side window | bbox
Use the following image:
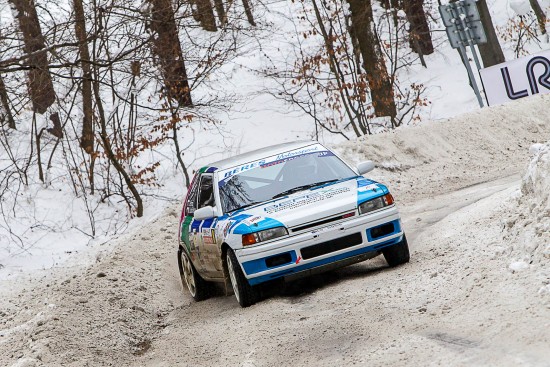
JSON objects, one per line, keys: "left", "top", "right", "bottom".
{"left": 185, "top": 177, "right": 200, "bottom": 216}
{"left": 197, "top": 175, "right": 215, "bottom": 209}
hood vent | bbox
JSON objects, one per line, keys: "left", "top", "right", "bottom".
{"left": 291, "top": 211, "right": 355, "bottom": 233}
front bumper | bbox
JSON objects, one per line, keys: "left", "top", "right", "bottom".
{"left": 235, "top": 206, "right": 403, "bottom": 286}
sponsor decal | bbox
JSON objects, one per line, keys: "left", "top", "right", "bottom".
{"left": 211, "top": 229, "right": 217, "bottom": 244}
{"left": 223, "top": 221, "right": 231, "bottom": 238}
{"left": 218, "top": 144, "right": 333, "bottom": 184}
{"left": 275, "top": 146, "right": 320, "bottom": 160}
{"left": 296, "top": 256, "right": 302, "bottom": 264}
{"left": 479, "top": 49, "right": 550, "bottom": 106}
{"left": 264, "top": 186, "right": 351, "bottom": 214}
{"left": 311, "top": 223, "right": 340, "bottom": 234}
{"left": 242, "top": 216, "right": 264, "bottom": 226}
{"left": 357, "top": 184, "right": 379, "bottom": 192}
{"left": 202, "top": 228, "right": 214, "bottom": 244}
{"left": 190, "top": 231, "right": 199, "bottom": 250}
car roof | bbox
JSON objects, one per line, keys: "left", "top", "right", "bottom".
{"left": 206, "top": 141, "right": 321, "bottom": 171}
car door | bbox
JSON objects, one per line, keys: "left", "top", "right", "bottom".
{"left": 180, "top": 174, "right": 206, "bottom": 272}
{"left": 194, "top": 174, "right": 224, "bottom": 279}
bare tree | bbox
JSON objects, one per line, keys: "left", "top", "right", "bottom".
{"left": 73, "top": 0, "right": 94, "bottom": 154}
{"left": 529, "top": 0, "right": 547, "bottom": 35}
{"left": 476, "top": 0, "right": 505, "bottom": 67}
{"left": 190, "top": 0, "right": 218, "bottom": 31}
{"left": 347, "top": 0, "right": 397, "bottom": 124}
{"left": 402, "top": 0, "right": 433, "bottom": 57}
{"left": 8, "top": 0, "right": 56, "bottom": 115}
{"left": 213, "top": 0, "right": 227, "bottom": 25}
{"left": 149, "top": 0, "right": 193, "bottom": 107}
{"left": 242, "top": 0, "right": 256, "bottom": 26}
{"left": 0, "top": 75, "right": 15, "bottom": 129}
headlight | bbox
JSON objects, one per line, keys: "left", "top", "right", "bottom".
{"left": 242, "top": 226, "right": 288, "bottom": 246}
{"left": 358, "top": 193, "right": 394, "bottom": 215}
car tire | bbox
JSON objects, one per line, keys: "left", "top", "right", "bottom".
{"left": 226, "top": 248, "right": 258, "bottom": 308}
{"left": 382, "top": 234, "right": 410, "bottom": 267}
{"left": 178, "top": 248, "right": 210, "bottom": 301}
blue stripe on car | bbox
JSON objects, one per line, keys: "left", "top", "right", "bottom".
{"left": 242, "top": 251, "right": 298, "bottom": 275}
{"left": 191, "top": 219, "right": 201, "bottom": 232}
{"left": 356, "top": 178, "right": 389, "bottom": 205}
{"left": 201, "top": 217, "right": 216, "bottom": 230}
{"left": 228, "top": 214, "right": 253, "bottom": 232}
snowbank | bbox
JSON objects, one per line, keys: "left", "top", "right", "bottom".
{"left": 336, "top": 94, "right": 550, "bottom": 203}
{"left": 505, "top": 142, "right": 550, "bottom": 264}
{"left": 503, "top": 140, "right": 550, "bottom": 298}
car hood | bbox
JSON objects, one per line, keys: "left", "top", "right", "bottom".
{"left": 227, "top": 177, "right": 388, "bottom": 234}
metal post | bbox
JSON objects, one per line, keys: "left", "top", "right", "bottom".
{"left": 457, "top": 44, "right": 484, "bottom": 107}
{"left": 449, "top": 4, "right": 484, "bottom": 107}
{"left": 456, "top": 1, "right": 483, "bottom": 71}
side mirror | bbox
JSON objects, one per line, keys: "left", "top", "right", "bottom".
{"left": 194, "top": 206, "right": 217, "bottom": 221}
{"left": 356, "top": 160, "right": 375, "bottom": 175}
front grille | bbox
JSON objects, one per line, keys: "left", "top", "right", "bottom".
{"left": 291, "top": 212, "right": 355, "bottom": 232}
{"left": 301, "top": 233, "right": 363, "bottom": 260}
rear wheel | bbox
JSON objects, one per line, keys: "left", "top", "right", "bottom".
{"left": 226, "top": 249, "right": 258, "bottom": 307}
{"left": 382, "top": 234, "right": 410, "bottom": 267}
{"left": 178, "top": 249, "right": 210, "bottom": 301}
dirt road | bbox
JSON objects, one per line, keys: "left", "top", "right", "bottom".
{"left": 1, "top": 97, "right": 550, "bottom": 366}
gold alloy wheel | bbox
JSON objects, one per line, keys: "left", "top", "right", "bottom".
{"left": 181, "top": 251, "right": 197, "bottom": 297}
{"left": 226, "top": 252, "right": 241, "bottom": 303}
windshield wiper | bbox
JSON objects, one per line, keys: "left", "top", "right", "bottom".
{"left": 272, "top": 179, "right": 340, "bottom": 199}
{"left": 230, "top": 201, "right": 263, "bottom": 213}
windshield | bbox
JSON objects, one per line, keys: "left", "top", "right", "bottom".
{"left": 218, "top": 145, "right": 357, "bottom": 213}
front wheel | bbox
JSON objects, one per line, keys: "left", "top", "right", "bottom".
{"left": 178, "top": 249, "right": 210, "bottom": 301}
{"left": 382, "top": 234, "right": 410, "bottom": 267}
{"left": 226, "top": 249, "right": 258, "bottom": 308}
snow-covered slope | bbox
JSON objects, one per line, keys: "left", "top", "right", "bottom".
{"left": 503, "top": 139, "right": 550, "bottom": 298}
{"left": 337, "top": 94, "right": 550, "bottom": 203}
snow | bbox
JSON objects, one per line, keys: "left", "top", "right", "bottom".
{"left": 1, "top": 0, "right": 550, "bottom": 282}
{"left": 502, "top": 139, "right": 550, "bottom": 288}
{"left": 509, "top": 0, "right": 533, "bottom": 16}
{"left": 509, "top": 260, "right": 530, "bottom": 272}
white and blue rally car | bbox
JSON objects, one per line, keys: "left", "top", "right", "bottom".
{"left": 178, "top": 141, "right": 409, "bottom": 307}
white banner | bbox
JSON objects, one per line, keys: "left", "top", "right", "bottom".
{"left": 479, "top": 49, "right": 550, "bottom": 106}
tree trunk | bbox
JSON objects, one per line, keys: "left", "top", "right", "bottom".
{"left": 73, "top": 0, "right": 94, "bottom": 154}
{"left": 0, "top": 75, "right": 15, "bottom": 129}
{"left": 192, "top": 0, "right": 217, "bottom": 31}
{"left": 476, "top": 0, "right": 505, "bottom": 67}
{"left": 346, "top": 0, "right": 397, "bottom": 122}
{"left": 242, "top": 0, "right": 256, "bottom": 26}
{"left": 9, "top": 0, "right": 56, "bottom": 115}
{"left": 529, "top": 0, "right": 547, "bottom": 35}
{"left": 213, "top": 0, "right": 226, "bottom": 25}
{"left": 149, "top": 0, "right": 193, "bottom": 107}
{"left": 403, "top": 0, "right": 434, "bottom": 55}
